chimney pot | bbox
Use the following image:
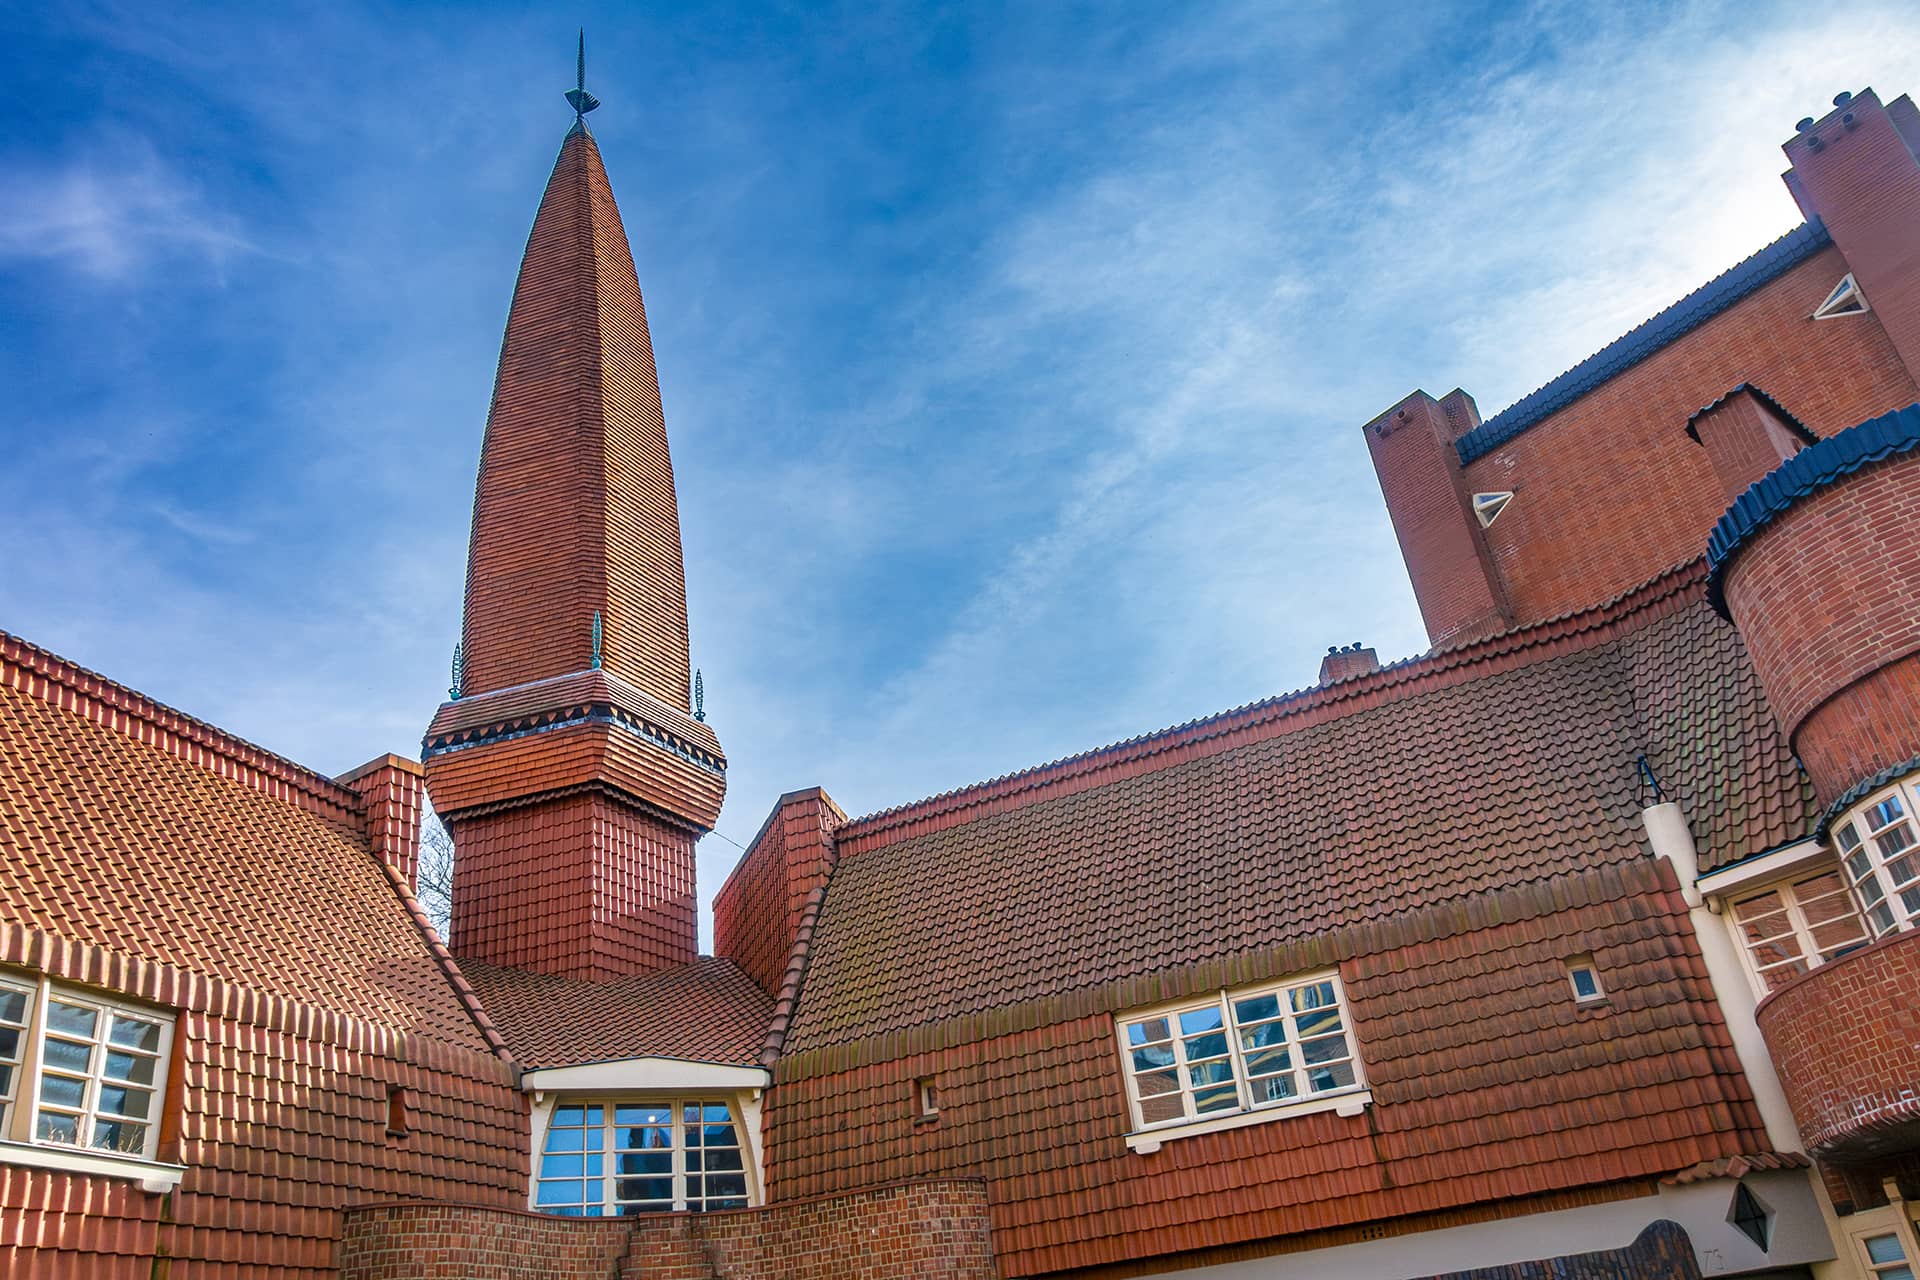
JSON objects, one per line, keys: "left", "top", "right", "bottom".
{"left": 1318, "top": 644, "right": 1380, "bottom": 686}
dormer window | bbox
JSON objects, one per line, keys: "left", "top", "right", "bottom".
{"left": 1115, "top": 971, "right": 1369, "bottom": 1150}
{"left": 1833, "top": 778, "right": 1920, "bottom": 938}
{"left": 1811, "top": 272, "right": 1869, "bottom": 319}
{"left": 535, "top": 1099, "right": 750, "bottom": 1216}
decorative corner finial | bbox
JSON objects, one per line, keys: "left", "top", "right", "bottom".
{"left": 694, "top": 669, "right": 706, "bottom": 722}
{"left": 590, "top": 610, "right": 603, "bottom": 670}
{"left": 565, "top": 28, "right": 601, "bottom": 124}
{"left": 449, "top": 642, "right": 465, "bottom": 701}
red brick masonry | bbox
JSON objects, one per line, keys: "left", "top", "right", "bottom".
{"left": 339, "top": 1179, "right": 994, "bottom": 1280}
{"left": 1755, "top": 925, "right": 1920, "bottom": 1159}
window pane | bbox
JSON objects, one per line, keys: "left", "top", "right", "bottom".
{"left": 1290, "top": 981, "right": 1337, "bottom": 1012}
{"left": 97, "top": 1085, "right": 151, "bottom": 1120}
{"left": 615, "top": 1104, "right": 671, "bottom": 1127}
{"left": 103, "top": 1051, "right": 155, "bottom": 1086}
{"left": 705, "top": 1146, "right": 744, "bottom": 1172}
{"left": 1193, "top": 1082, "right": 1239, "bottom": 1113}
{"left": 45, "top": 1003, "right": 96, "bottom": 1038}
{"left": 542, "top": 1153, "right": 588, "bottom": 1179}
{"left": 1306, "top": 1061, "right": 1357, "bottom": 1093}
{"left": 544, "top": 1125, "right": 585, "bottom": 1152}
{"left": 1294, "top": 1007, "right": 1342, "bottom": 1038}
{"left": 1249, "top": 1073, "right": 1297, "bottom": 1104}
{"left": 1125, "top": 1017, "right": 1170, "bottom": 1047}
{"left": 617, "top": 1178, "right": 675, "bottom": 1203}
{"left": 1301, "top": 1034, "right": 1350, "bottom": 1066}
{"left": 1186, "top": 1058, "right": 1235, "bottom": 1088}
{"left": 1239, "top": 1020, "right": 1287, "bottom": 1050}
{"left": 90, "top": 1120, "right": 146, "bottom": 1154}
{"left": 1867, "top": 1234, "right": 1907, "bottom": 1265}
{"left": 552, "top": 1105, "right": 587, "bottom": 1126}
{"left": 39, "top": 1074, "right": 86, "bottom": 1109}
{"left": 42, "top": 1039, "right": 92, "bottom": 1074}
{"left": 1131, "top": 1045, "right": 1175, "bottom": 1072}
{"left": 1183, "top": 1032, "right": 1228, "bottom": 1061}
{"left": 1177, "top": 1005, "right": 1223, "bottom": 1036}
{"left": 1836, "top": 823, "right": 1863, "bottom": 851}
{"left": 1232, "top": 994, "right": 1280, "bottom": 1024}
{"left": 703, "top": 1124, "right": 735, "bottom": 1147}
{"left": 705, "top": 1173, "right": 747, "bottom": 1199}
{"left": 1138, "top": 1089, "right": 1185, "bottom": 1124}
{"left": 107, "top": 1018, "right": 161, "bottom": 1053}
{"left": 536, "top": 1180, "right": 586, "bottom": 1206}
{"left": 616, "top": 1149, "right": 672, "bottom": 1176}
{"left": 1244, "top": 1046, "right": 1292, "bottom": 1077}
{"left": 702, "top": 1104, "right": 731, "bottom": 1125}
{"left": 0, "top": 989, "right": 26, "bottom": 1024}
{"left": 35, "top": 1112, "right": 79, "bottom": 1144}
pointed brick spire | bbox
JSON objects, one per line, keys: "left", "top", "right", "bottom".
{"left": 425, "top": 99, "right": 726, "bottom": 983}
{"left": 460, "top": 127, "right": 691, "bottom": 713}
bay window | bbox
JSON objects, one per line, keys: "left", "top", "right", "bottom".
{"left": 535, "top": 1098, "right": 750, "bottom": 1215}
{"left": 1729, "top": 869, "right": 1872, "bottom": 993}
{"left": 1834, "top": 781, "right": 1920, "bottom": 938}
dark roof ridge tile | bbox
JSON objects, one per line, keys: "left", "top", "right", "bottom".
{"left": 833, "top": 560, "right": 1706, "bottom": 855}
{"left": 761, "top": 883, "right": 830, "bottom": 1068}
{"left": 372, "top": 858, "right": 516, "bottom": 1065}
{"left": 1457, "top": 220, "right": 1832, "bottom": 465}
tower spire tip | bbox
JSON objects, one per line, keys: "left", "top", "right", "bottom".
{"left": 565, "top": 28, "right": 601, "bottom": 124}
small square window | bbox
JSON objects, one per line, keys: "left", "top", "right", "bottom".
{"left": 915, "top": 1077, "right": 938, "bottom": 1119}
{"left": 1566, "top": 958, "right": 1605, "bottom": 1003}
{"left": 386, "top": 1086, "right": 410, "bottom": 1138}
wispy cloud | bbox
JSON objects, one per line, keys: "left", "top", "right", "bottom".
{"left": 0, "top": 137, "right": 261, "bottom": 280}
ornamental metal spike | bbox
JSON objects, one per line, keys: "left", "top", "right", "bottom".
{"left": 449, "top": 642, "right": 464, "bottom": 701}
{"left": 694, "top": 669, "right": 705, "bottom": 722}
{"left": 565, "top": 28, "right": 601, "bottom": 125}
{"left": 590, "top": 610, "right": 603, "bottom": 670}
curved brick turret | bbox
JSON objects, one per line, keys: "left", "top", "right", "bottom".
{"left": 1709, "top": 403, "right": 1920, "bottom": 805}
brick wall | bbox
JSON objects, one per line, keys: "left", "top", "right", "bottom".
{"left": 338, "top": 1179, "right": 995, "bottom": 1280}
{"left": 1459, "top": 245, "right": 1915, "bottom": 633}
{"left": 1720, "top": 449, "right": 1920, "bottom": 802}
{"left": 714, "top": 789, "right": 844, "bottom": 998}
{"left": 764, "top": 866, "right": 1765, "bottom": 1278}
{"left": 0, "top": 923, "right": 528, "bottom": 1278}
{"left": 1755, "top": 925, "right": 1920, "bottom": 1159}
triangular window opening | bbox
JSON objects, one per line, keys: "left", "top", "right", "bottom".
{"left": 1729, "top": 1181, "right": 1771, "bottom": 1251}
{"left": 1812, "top": 273, "right": 1869, "bottom": 320}
{"left": 1472, "top": 492, "right": 1513, "bottom": 528}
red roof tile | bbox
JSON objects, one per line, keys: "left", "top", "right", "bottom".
{"left": 0, "top": 631, "right": 495, "bottom": 1052}
{"left": 788, "top": 561, "right": 1809, "bottom": 1056}
{"left": 463, "top": 955, "right": 773, "bottom": 1068}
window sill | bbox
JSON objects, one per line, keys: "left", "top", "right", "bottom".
{"left": 0, "top": 1139, "right": 185, "bottom": 1193}
{"left": 1125, "top": 1089, "right": 1372, "bottom": 1153}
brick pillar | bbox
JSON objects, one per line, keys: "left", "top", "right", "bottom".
{"left": 1364, "top": 389, "right": 1511, "bottom": 649}
{"left": 1784, "top": 90, "right": 1920, "bottom": 383}
{"left": 714, "top": 788, "right": 846, "bottom": 997}
{"left": 336, "top": 754, "right": 427, "bottom": 889}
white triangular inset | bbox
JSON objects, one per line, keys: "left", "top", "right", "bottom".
{"left": 1472, "top": 492, "right": 1513, "bottom": 527}
{"left": 1812, "top": 273, "right": 1869, "bottom": 319}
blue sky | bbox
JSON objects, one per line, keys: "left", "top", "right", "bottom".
{"left": 2, "top": 0, "right": 1916, "bottom": 941}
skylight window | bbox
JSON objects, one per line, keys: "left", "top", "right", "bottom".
{"left": 1811, "top": 272, "right": 1869, "bottom": 319}
{"left": 1565, "top": 957, "right": 1605, "bottom": 1004}
{"left": 1472, "top": 491, "right": 1514, "bottom": 527}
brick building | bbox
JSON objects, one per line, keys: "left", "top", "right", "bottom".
{"left": 1, "top": 53, "right": 1919, "bottom": 1280}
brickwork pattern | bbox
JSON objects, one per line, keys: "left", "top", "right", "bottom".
{"left": 714, "top": 789, "right": 845, "bottom": 998}
{"left": 1461, "top": 244, "right": 1915, "bottom": 632}
{"left": 0, "top": 921, "right": 528, "bottom": 1278}
{"left": 767, "top": 867, "right": 1764, "bottom": 1277}
{"left": 337, "top": 1180, "right": 994, "bottom": 1280}
{"left": 1687, "top": 388, "right": 1807, "bottom": 504}
{"left": 1721, "top": 450, "right": 1920, "bottom": 803}
{"left": 448, "top": 790, "right": 697, "bottom": 981}
{"left": 1755, "top": 925, "right": 1920, "bottom": 1158}
{"left": 460, "top": 127, "right": 692, "bottom": 712}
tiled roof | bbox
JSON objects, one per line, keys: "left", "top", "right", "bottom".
{"left": 0, "top": 632, "right": 496, "bottom": 1051}
{"left": 786, "top": 561, "right": 1812, "bottom": 1055}
{"left": 1457, "top": 221, "right": 1833, "bottom": 465}
{"left": 463, "top": 955, "right": 773, "bottom": 1069}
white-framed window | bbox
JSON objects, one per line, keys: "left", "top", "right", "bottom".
{"left": 1812, "top": 272, "right": 1869, "bottom": 320}
{"left": 1117, "top": 972, "right": 1365, "bottom": 1131}
{"left": 1861, "top": 1231, "right": 1915, "bottom": 1280}
{"left": 535, "top": 1099, "right": 750, "bottom": 1216}
{"left": 0, "top": 973, "right": 174, "bottom": 1163}
{"left": 1472, "top": 491, "right": 1514, "bottom": 528}
{"left": 1565, "top": 957, "right": 1605, "bottom": 1003}
{"left": 1834, "top": 780, "right": 1920, "bottom": 938}
{"left": 1729, "top": 868, "right": 1873, "bottom": 993}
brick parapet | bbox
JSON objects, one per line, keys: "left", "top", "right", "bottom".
{"left": 337, "top": 1179, "right": 995, "bottom": 1280}
{"left": 1755, "top": 925, "right": 1920, "bottom": 1160}
{"left": 714, "top": 788, "right": 845, "bottom": 999}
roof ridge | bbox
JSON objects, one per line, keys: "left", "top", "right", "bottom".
{"left": 833, "top": 559, "right": 1707, "bottom": 853}
{"left": 0, "top": 629, "right": 365, "bottom": 827}
{"left": 761, "top": 882, "right": 829, "bottom": 1068}
{"left": 372, "top": 859, "right": 516, "bottom": 1064}
{"left": 1457, "top": 220, "right": 1832, "bottom": 464}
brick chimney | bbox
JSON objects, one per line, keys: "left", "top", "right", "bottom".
{"left": 337, "top": 754, "right": 427, "bottom": 889}
{"left": 1685, "top": 385, "right": 1813, "bottom": 503}
{"left": 1363, "top": 390, "right": 1512, "bottom": 649}
{"left": 1319, "top": 644, "right": 1379, "bottom": 686}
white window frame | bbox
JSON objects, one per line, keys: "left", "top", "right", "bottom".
{"left": 1565, "top": 957, "right": 1606, "bottom": 1004}
{"left": 1114, "top": 970, "right": 1370, "bottom": 1152}
{"left": 1727, "top": 866, "right": 1873, "bottom": 997}
{"left": 533, "top": 1096, "right": 754, "bottom": 1216}
{"left": 1859, "top": 1229, "right": 1915, "bottom": 1279}
{"left": 1811, "top": 272, "right": 1870, "bottom": 320}
{"left": 0, "top": 972, "right": 183, "bottom": 1193}
{"left": 1833, "top": 776, "right": 1920, "bottom": 939}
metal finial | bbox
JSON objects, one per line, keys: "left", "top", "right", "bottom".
{"left": 449, "top": 642, "right": 464, "bottom": 701}
{"left": 590, "top": 610, "right": 603, "bottom": 670}
{"left": 694, "top": 669, "right": 705, "bottom": 722}
{"left": 565, "top": 29, "right": 601, "bottom": 122}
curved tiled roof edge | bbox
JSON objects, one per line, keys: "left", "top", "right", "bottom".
{"left": 1457, "top": 220, "right": 1832, "bottom": 465}
{"left": 1815, "top": 751, "right": 1920, "bottom": 841}
{"left": 761, "top": 882, "right": 830, "bottom": 1068}
{"left": 0, "top": 630, "right": 365, "bottom": 824}
{"left": 834, "top": 558, "right": 1710, "bottom": 856}
{"left": 1705, "top": 401, "right": 1920, "bottom": 614}
{"left": 372, "top": 858, "right": 517, "bottom": 1065}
